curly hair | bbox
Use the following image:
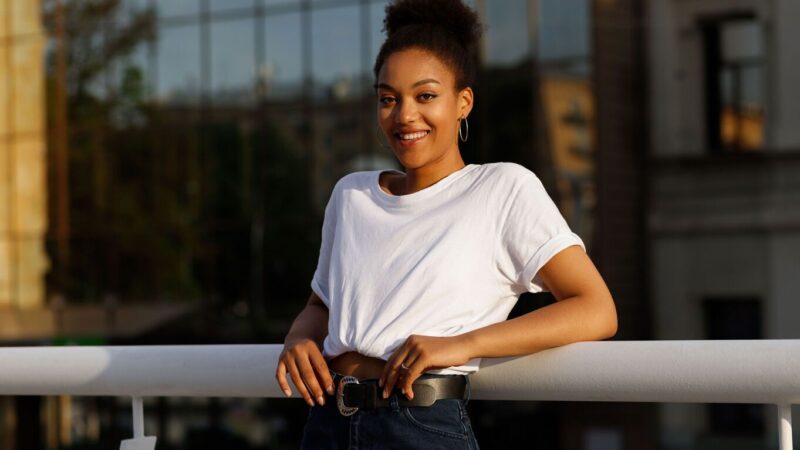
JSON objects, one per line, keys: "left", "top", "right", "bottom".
{"left": 373, "top": 0, "right": 484, "bottom": 91}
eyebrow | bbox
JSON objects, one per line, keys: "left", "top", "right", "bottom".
{"left": 374, "top": 78, "right": 441, "bottom": 90}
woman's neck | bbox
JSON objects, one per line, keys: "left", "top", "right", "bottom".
{"left": 392, "top": 152, "right": 466, "bottom": 196}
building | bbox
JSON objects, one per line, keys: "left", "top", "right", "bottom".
{"left": 647, "top": 0, "right": 800, "bottom": 448}
{"left": 0, "top": 0, "right": 49, "bottom": 310}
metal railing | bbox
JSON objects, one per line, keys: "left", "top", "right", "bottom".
{"left": 0, "top": 340, "right": 796, "bottom": 449}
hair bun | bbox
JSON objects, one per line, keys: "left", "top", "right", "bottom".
{"left": 383, "top": 0, "right": 483, "bottom": 51}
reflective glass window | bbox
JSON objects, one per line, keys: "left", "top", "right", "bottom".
{"left": 264, "top": 0, "right": 299, "bottom": 6}
{"left": 311, "top": 4, "right": 361, "bottom": 100}
{"left": 211, "top": 18, "right": 256, "bottom": 105}
{"left": 539, "top": 0, "right": 590, "bottom": 69}
{"left": 209, "top": 0, "right": 256, "bottom": 13}
{"left": 263, "top": 11, "right": 303, "bottom": 99}
{"left": 156, "top": 0, "right": 199, "bottom": 19}
{"left": 156, "top": 24, "right": 202, "bottom": 105}
{"left": 485, "top": 0, "right": 529, "bottom": 66}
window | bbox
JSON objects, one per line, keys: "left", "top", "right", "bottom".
{"left": 700, "top": 14, "right": 765, "bottom": 153}
{"left": 702, "top": 297, "right": 764, "bottom": 437}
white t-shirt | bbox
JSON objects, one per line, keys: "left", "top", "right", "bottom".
{"left": 311, "top": 162, "right": 585, "bottom": 375}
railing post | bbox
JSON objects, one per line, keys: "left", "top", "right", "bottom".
{"left": 778, "top": 404, "right": 793, "bottom": 450}
{"left": 119, "top": 397, "right": 156, "bottom": 450}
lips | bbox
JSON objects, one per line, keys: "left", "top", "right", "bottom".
{"left": 394, "top": 130, "right": 430, "bottom": 143}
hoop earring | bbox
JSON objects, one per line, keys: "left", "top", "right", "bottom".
{"left": 458, "top": 116, "right": 469, "bottom": 143}
{"left": 377, "top": 127, "right": 392, "bottom": 151}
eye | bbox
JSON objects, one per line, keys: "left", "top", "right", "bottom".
{"left": 418, "top": 93, "right": 437, "bottom": 101}
{"left": 379, "top": 96, "right": 395, "bottom": 105}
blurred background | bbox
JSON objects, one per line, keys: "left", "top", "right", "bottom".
{"left": 1, "top": 0, "right": 798, "bottom": 449}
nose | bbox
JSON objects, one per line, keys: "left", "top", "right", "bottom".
{"left": 393, "top": 97, "right": 419, "bottom": 124}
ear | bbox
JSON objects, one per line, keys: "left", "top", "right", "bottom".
{"left": 457, "top": 86, "right": 474, "bottom": 119}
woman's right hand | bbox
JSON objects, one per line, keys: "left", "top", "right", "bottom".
{"left": 276, "top": 337, "right": 335, "bottom": 407}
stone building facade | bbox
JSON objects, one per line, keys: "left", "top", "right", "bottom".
{"left": 648, "top": 0, "right": 800, "bottom": 447}
{"left": 0, "top": 0, "right": 49, "bottom": 309}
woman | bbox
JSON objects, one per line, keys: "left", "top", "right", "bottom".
{"left": 277, "top": 0, "right": 618, "bottom": 448}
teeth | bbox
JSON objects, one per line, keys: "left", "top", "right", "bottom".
{"left": 398, "top": 131, "right": 428, "bottom": 140}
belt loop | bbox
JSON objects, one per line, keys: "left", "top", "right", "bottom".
{"left": 389, "top": 393, "right": 400, "bottom": 412}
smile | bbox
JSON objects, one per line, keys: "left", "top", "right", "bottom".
{"left": 394, "top": 130, "right": 430, "bottom": 143}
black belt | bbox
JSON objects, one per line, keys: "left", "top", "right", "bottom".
{"left": 332, "top": 371, "right": 468, "bottom": 416}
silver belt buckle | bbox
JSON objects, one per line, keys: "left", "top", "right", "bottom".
{"left": 336, "top": 375, "right": 359, "bottom": 416}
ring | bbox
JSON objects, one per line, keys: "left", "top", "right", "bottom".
{"left": 400, "top": 362, "right": 409, "bottom": 370}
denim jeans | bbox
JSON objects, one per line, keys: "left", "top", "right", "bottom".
{"left": 299, "top": 369, "right": 481, "bottom": 450}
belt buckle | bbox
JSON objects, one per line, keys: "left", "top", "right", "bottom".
{"left": 336, "top": 375, "right": 359, "bottom": 416}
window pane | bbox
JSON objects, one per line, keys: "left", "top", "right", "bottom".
{"left": 110, "top": 42, "right": 151, "bottom": 128}
{"left": 719, "top": 66, "right": 763, "bottom": 108}
{"left": 211, "top": 18, "right": 256, "bottom": 105}
{"left": 118, "top": 0, "right": 154, "bottom": 24}
{"left": 157, "top": 25, "right": 201, "bottom": 105}
{"left": 703, "top": 298, "right": 764, "bottom": 436}
{"left": 540, "top": 0, "right": 590, "bottom": 64}
{"left": 311, "top": 4, "right": 362, "bottom": 100}
{"left": 485, "top": 0, "right": 528, "bottom": 66}
{"left": 209, "top": 0, "right": 255, "bottom": 13}
{"left": 715, "top": 20, "right": 764, "bottom": 151}
{"left": 264, "top": 0, "right": 299, "bottom": 6}
{"left": 156, "top": 0, "right": 199, "bottom": 19}
{"left": 721, "top": 20, "right": 762, "bottom": 61}
{"left": 121, "top": 0, "right": 150, "bottom": 9}
{"left": 263, "top": 11, "right": 302, "bottom": 99}
{"left": 739, "top": 65, "right": 763, "bottom": 108}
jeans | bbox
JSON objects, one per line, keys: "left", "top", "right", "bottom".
{"left": 299, "top": 369, "right": 481, "bottom": 450}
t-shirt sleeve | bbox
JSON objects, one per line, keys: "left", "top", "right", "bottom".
{"left": 310, "top": 184, "right": 339, "bottom": 308}
{"left": 494, "top": 173, "right": 586, "bottom": 294}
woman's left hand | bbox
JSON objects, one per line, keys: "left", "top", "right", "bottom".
{"left": 379, "top": 334, "right": 473, "bottom": 400}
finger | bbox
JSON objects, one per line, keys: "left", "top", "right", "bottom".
{"left": 309, "top": 351, "right": 335, "bottom": 396}
{"left": 379, "top": 345, "right": 404, "bottom": 390}
{"left": 380, "top": 347, "right": 404, "bottom": 389}
{"left": 400, "top": 353, "right": 425, "bottom": 400}
{"left": 382, "top": 347, "right": 411, "bottom": 399}
{"left": 395, "top": 350, "right": 421, "bottom": 398}
{"left": 275, "top": 360, "right": 292, "bottom": 397}
{"left": 287, "top": 358, "right": 315, "bottom": 407}
{"left": 298, "top": 357, "right": 327, "bottom": 406}
{"left": 384, "top": 348, "right": 415, "bottom": 399}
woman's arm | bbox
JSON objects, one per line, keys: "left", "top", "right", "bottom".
{"left": 284, "top": 291, "right": 330, "bottom": 350}
{"left": 461, "top": 244, "right": 617, "bottom": 358}
{"left": 276, "top": 291, "right": 335, "bottom": 407}
{"left": 380, "top": 245, "right": 617, "bottom": 399}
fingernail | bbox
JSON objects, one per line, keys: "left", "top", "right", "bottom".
{"left": 382, "top": 389, "right": 388, "bottom": 399}
{"left": 283, "top": 389, "right": 291, "bottom": 397}
{"left": 379, "top": 378, "right": 383, "bottom": 388}
{"left": 327, "top": 384, "right": 334, "bottom": 395}
{"left": 317, "top": 396, "right": 325, "bottom": 405}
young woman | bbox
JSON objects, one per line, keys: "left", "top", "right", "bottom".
{"left": 277, "top": 0, "right": 618, "bottom": 448}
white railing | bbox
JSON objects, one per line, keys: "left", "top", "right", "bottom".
{"left": 0, "top": 340, "right": 796, "bottom": 449}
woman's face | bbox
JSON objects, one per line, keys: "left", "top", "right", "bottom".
{"left": 376, "top": 47, "right": 473, "bottom": 170}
